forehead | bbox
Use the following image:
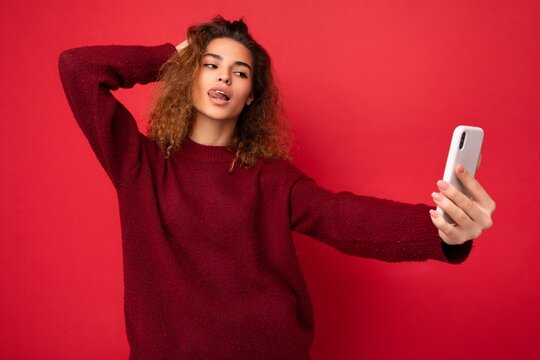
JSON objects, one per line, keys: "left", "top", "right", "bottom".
{"left": 204, "top": 38, "right": 253, "bottom": 66}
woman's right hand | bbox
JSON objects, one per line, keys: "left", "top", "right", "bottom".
{"left": 176, "top": 39, "right": 189, "bottom": 52}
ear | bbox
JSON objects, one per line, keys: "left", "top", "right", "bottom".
{"left": 246, "top": 93, "right": 254, "bottom": 106}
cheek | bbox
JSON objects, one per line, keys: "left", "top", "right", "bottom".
{"left": 191, "top": 69, "right": 208, "bottom": 95}
{"left": 191, "top": 83, "right": 199, "bottom": 104}
{"left": 191, "top": 79, "right": 205, "bottom": 107}
{"left": 236, "top": 82, "right": 253, "bottom": 103}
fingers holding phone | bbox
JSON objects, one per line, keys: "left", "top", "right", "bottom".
{"left": 430, "top": 166, "right": 495, "bottom": 244}
{"left": 454, "top": 163, "right": 496, "bottom": 215}
{"left": 430, "top": 126, "right": 495, "bottom": 245}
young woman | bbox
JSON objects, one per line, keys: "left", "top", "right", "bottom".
{"left": 58, "top": 15, "right": 495, "bottom": 360}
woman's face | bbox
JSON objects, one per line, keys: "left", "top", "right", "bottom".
{"left": 191, "top": 37, "right": 254, "bottom": 125}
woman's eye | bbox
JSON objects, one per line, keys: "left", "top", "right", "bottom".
{"left": 203, "top": 63, "right": 217, "bottom": 69}
{"left": 234, "top": 72, "right": 248, "bottom": 79}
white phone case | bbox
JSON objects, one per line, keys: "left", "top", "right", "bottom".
{"left": 437, "top": 125, "right": 484, "bottom": 224}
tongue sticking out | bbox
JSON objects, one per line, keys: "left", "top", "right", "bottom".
{"left": 208, "top": 89, "right": 230, "bottom": 101}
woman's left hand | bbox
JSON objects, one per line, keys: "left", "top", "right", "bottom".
{"left": 429, "top": 164, "right": 496, "bottom": 245}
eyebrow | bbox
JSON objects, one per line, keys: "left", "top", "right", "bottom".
{"left": 202, "top": 53, "right": 252, "bottom": 72}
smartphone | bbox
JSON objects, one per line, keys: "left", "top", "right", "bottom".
{"left": 437, "top": 125, "right": 484, "bottom": 224}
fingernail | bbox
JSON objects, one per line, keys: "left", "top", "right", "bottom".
{"left": 457, "top": 164, "right": 465, "bottom": 174}
{"left": 437, "top": 180, "right": 449, "bottom": 191}
{"left": 431, "top": 192, "right": 443, "bottom": 201}
{"left": 429, "top": 209, "right": 439, "bottom": 218}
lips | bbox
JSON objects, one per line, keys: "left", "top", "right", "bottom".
{"left": 208, "top": 87, "right": 231, "bottom": 102}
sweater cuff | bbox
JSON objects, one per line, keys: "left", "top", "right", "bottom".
{"left": 145, "top": 43, "right": 178, "bottom": 80}
{"left": 162, "top": 42, "right": 178, "bottom": 56}
{"left": 405, "top": 203, "right": 473, "bottom": 264}
{"left": 441, "top": 240, "right": 473, "bottom": 264}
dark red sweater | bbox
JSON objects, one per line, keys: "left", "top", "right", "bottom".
{"left": 58, "top": 43, "right": 472, "bottom": 360}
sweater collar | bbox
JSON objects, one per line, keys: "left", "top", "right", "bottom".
{"left": 180, "top": 136, "right": 237, "bottom": 162}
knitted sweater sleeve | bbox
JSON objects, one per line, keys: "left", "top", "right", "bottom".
{"left": 58, "top": 43, "right": 177, "bottom": 187}
{"left": 290, "top": 175, "right": 472, "bottom": 264}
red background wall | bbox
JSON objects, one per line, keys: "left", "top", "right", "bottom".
{"left": 1, "top": 0, "right": 539, "bottom": 359}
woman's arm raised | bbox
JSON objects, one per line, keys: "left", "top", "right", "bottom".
{"left": 176, "top": 39, "right": 189, "bottom": 52}
{"left": 58, "top": 43, "right": 177, "bottom": 187}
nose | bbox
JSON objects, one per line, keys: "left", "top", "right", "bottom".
{"left": 218, "top": 73, "right": 231, "bottom": 85}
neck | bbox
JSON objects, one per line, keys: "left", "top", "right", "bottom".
{"left": 189, "top": 115, "right": 237, "bottom": 146}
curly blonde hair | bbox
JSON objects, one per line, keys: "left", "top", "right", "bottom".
{"left": 146, "top": 15, "right": 293, "bottom": 172}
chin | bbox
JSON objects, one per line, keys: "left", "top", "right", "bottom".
{"left": 196, "top": 100, "right": 245, "bottom": 119}
{"left": 196, "top": 108, "right": 240, "bottom": 123}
